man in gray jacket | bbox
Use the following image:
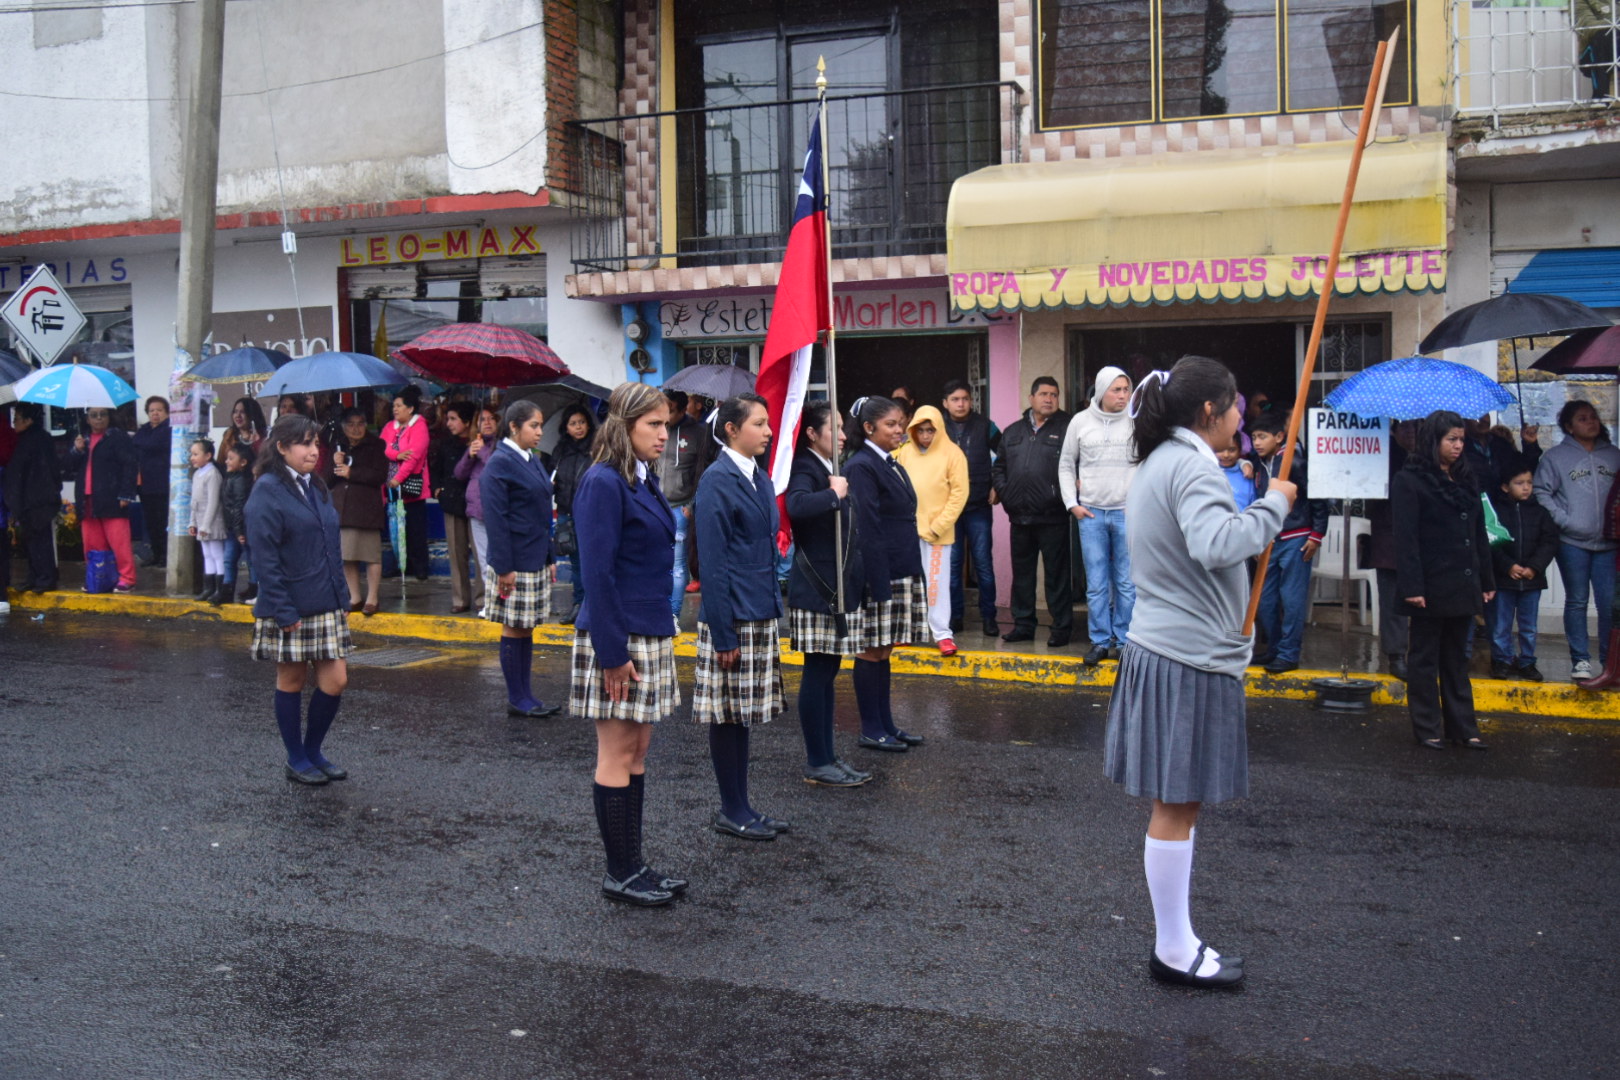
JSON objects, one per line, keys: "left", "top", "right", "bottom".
{"left": 1534, "top": 399, "right": 1620, "bottom": 680}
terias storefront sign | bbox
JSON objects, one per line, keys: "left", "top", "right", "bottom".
{"left": 949, "top": 249, "right": 1447, "bottom": 310}
{"left": 660, "top": 289, "right": 1006, "bottom": 340}
{"left": 338, "top": 224, "right": 543, "bottom": 266}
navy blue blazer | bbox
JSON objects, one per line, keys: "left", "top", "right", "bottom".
{"left": 694, "top": 451, "right": 783, "bottom": 650}
{"left": 843, "top": 443, "right": 922, "bottom": 601}
{"left": 481, "top": 441, "right": 554, "bottom": 575}
{"left": 244, "top": 470, "right": 348, "bottom": 629}
{"left": 575, "top": 461, "right": 676, "bottom": 669}
{"left": 785, "top": 448, "right": 865, "bottom": 615}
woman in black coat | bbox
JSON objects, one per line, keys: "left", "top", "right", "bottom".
{"left": 1393, "top": 410, "right": 1496, "bottom": 750}
{"left": 842, "top": 395, "right": 929, "bottom": 753}
{"left": 433, "top": 401, "right": 483, "bottom": 614}
{"left": 550, "top": 402, "right": 597, "bottom": 624}
{"left": 326, "top": 409, "right": 389, "bottom": 614}
{"left": 245, "top": 415, "right": 353, "bottom": 786}
{"left": 785, "top": 400, "right": 871, "bottom": 787}
{"left": 130, "top": 396, "right": 171, "bottom": 568}
{"left": 69, "top": 407, "right": 139, "bottom": 591}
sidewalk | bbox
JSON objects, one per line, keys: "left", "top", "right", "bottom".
{"left": 6, "top": 562, "right": 1618, "bottom": 723}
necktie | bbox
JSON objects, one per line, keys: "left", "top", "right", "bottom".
{"left": 888, "top": 455, "right": 914, "bottom": 497}
{"left": 300, "top": 477, "right": 319, "bottom": 512}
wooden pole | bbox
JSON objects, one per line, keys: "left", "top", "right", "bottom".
{"left": 1243, "top": 36, "right": 1393, "bottom": 636}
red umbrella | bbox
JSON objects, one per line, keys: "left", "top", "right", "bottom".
{"left": 393, "top": 322, "right": 569, "bottom": 388}
{"left": 1530, "top": 325, "right": 1620, "bottom": 375}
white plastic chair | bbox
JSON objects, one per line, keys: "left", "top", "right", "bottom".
{"left": 1309, "top": 516, "right": 1377, "bottom": 628}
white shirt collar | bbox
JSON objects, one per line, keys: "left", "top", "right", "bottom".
{"left": 865, "top": 441, "right": 891, "bottom": 464}
{"left": 635, "top": 459, "right": 649, "bottom": 482}
{"left": 722, "top": 445, "right": 757, "bottom": 479}
{"left": 285, "top": 465, "right": 306, "bottom": 485}
{"left": 811, "top": 448, "right": 835, "bottom": 474}
{"left": 1170, "top": 427, "right": 1220, "bottom": 466}
{"left": 501, "top": 437, "right": 530, "bottom": 460}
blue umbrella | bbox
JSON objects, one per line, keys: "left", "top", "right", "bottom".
{"left": 0, "top": 349, "right": 29, "bottom": 383}
{"left": 184, "top": 347, "right": 292, "bottom": 384}
{"left": 255, "top": 351, "right": 405, "bottom": 399}
{"left": 1323, "top": 357, "right": 1515, "bottom": 420}
{"left": 10, "top": 363, "right": 138, "bottom": 409}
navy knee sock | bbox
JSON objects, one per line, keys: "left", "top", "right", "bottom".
{"left": 304, "top": 690, "right": 342, "bottom": 768}
{"left": 275, "top": 689, "right": 311, "bottom": 769}
{"left": 878, "top": 658, "right": 899, "bottom": 737}
{"left": 627, "top": 771, "right": 646, "bottom": 871}
{"left": 592, "top": 782, "right": 636, "bottom": 880}
{"left": 852, "top": 658, "right": 886, "bottom": 740}
{"left": 517, "top": 636, "right": 540, "bottom": 704}
{"left": 799, "top": 653, "right": 840, "bottom": 766}
{"left": 499, "top": 637, "right": 537, "bottom": 710}
{"left": 708, "top": 723, "right": 753, "bottom": 823}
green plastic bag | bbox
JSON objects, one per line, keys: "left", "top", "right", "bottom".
{"left": 1481, "top": 493, "right": 1512, "bottom": 548}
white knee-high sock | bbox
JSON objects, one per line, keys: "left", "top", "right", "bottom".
{"left": 1144, "top": 831, "right": 1220, "bottom": 976}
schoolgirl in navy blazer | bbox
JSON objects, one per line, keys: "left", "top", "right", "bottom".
{"left": 842, "top": 439, "right": 923, "bottom": 595}
{"left": 694, "top": 450, "right": 783, "bottom": 651}
{"left": 481, "top": 440, "right": 554, "bottom": 576}
{"left": 574, "top": 460, "right": 676, "bottom": 670}
{"left": 785, "top": 447, "right": 865, "bottom": 614}
{"left": 246, "top": 467, "right": 348, "bottom": 629}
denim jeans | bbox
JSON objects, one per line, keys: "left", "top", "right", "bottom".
{"left": 949, "top": 504, "right": 997, "bottom": 624}
{"left": 1555, "top": 542, "right": 1615, "bottom": 664}
{"left": 1078, "top": 507, "right": 1134, "bottom": 648}
{"left": 670, "top": 504, "right": 690, "bottom": 616}
{"left": 222, "top": 534, "right": 256, "bottom": 587}
{"left": 1258, "top": 535, "right": 1312, "bottom": 664}
{"left": 1490, "top": 589, "right": 1541, "bottom": 667}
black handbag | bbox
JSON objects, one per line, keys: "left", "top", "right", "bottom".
{"left": 398, "top": 475, "right": 424, "bottom": 499}
{"left": 554, "top": 514, "right": 576, "bottom": 557}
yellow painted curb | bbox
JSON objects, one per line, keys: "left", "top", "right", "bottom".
{"left": 10, "top": 587, "right": 1618, "bottom": 723}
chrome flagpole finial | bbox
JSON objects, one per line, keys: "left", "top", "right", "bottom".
{"left": 816, "top": 55, "right": 826, "bottom": 95}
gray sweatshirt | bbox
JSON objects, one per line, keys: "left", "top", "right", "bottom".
{"left": 1125, "top": 429, "right": 1290, "bottom": 677}
{"left": 1534, "top": 438, "right": 1620, "bottom": 551}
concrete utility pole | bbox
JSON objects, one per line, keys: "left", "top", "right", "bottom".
{"left": 168, "top": 0, "right": 226, "bottom": 597}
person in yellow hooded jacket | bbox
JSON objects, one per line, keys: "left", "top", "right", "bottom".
{"left": 896, "top": 405, "right": 970, "bottom": 655}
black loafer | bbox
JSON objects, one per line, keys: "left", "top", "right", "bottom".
{"left": 508, "top": 701, "right": 562, "bottom": 718}
{"left": 1047, "top": 632, "right": 1071, "bottom": 648}
{"left": 640, "top": 865, "right": 688, "bottom": 895}
{"left": 983, "top": 619, "right": 1000, "bottom": 637}
{"left": 893, "top": 730, "right": 924, "bottom": 746}
{"left": 1148, "top": 945, "right": 1245, "bottom": 988}
{"left": 834, "top": 758, "right": 872, "bottom": 783}
{"left": 752, "top": 813, "right": 791, "bottom": 834}
{"left": 1417, "top": 737, "right": 1446, "bottom": 751}
{"left": 1001, "top": 628, "right": 1034, "bottom": 643}
{"left": 1451, "top": 737, "right": 1489, "bottom": 751}
{"left": 601, "top": 871, "right": 674, "bottom": 906}
{"left": 712, "top": 812, "right": 776, "bottom": 840}
{"left": 857, "top": 734, "right": 908, "bottom": 753}
{"left": 312, "top": 759, "right": 347, "bottom": 780}
{"left": 1082, "top": 644, "right": 1109, "bottom": 665}
{"left": 804, "top": 763, "right": 866, "bottom": 787}
{"left": 284, "top": 764, "right": 328, "bottom": 786}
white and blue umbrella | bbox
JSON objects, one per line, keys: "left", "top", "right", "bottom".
{"left": 9, "top": 363, "right": 138, "bottom": 409}
{"left": 1323, "top": 357, "right": 1515, "bottom": 421}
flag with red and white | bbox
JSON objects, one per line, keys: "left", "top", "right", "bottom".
{"left": 758, "top": 107, "right": 830, "bottom": 510}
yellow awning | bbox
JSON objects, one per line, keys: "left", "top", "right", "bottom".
{"left": 946, "top": 133, "right": 1449, "bottom": 310}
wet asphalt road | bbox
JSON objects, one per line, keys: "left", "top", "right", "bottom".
{"left": 0, "top": 614, "right": 1616, "bottom": 1080}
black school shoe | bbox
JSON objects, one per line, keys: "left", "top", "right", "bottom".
{"left": 804, "top": 763, "right": 866, "bottom": 787}
{"left": 858, "top": 734, "right": 908, "bottom": 753}
{"left": 601, "top": 870, "right": 674, "bottom": 907}
{"left": 712, "top": 811, "right": 776, "bottom": 840}
{"left": 1148, "top": 945, "right": 1245, "bottom": 988}
{"left": 1516, "top": 663, "right": 1544, "bottom": 682}
{"left": 1490, "top": 662, "right": 1516, "bottom": 679}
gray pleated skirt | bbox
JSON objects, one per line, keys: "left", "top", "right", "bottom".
{"left": 1103, "top": 642, "right": 1248, "bottom": 805}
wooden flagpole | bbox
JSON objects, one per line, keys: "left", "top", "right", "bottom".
{"left": 816, "top": 57, "right": 847, "bottom": 616}
{"left": 1243, "top": 32, "right": 1396, "bottom": 636}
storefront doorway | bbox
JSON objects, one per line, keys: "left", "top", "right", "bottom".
{"left": 832, "top": 332, "right": 982, "bottom": 413}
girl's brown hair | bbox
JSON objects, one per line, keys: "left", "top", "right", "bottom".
{"left": 592, "top": 382, "right": 670, "bottom": 485}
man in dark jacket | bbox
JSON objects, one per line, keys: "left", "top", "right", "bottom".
{"left": 941, "top": 379, "right": 1002, "bottom": 637}
{"left": 1465, "top": 413, "right": 1540, "bottom": 492}
{"left": 1488, "top": 460, "right": 1559, "bottom": 680}
{"left": 1250, "top": 411, "right": 1334, "bottom": 673}
{"left": 69, "top": 407, "right": 140, "bottom": 591}
{"left": 4, "top": 403, "right": 63, "bottom": 591}
{"left": 991, "top": 376, "right": 1073, "bottom": 646}
{"left": 658, "top": 390, "right": 705, "bottom": 616}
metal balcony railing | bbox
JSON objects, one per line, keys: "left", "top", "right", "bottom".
{"left": 1453, "top": 0, "right": 1619, "bottom": 117}
{"left": 567, "top": 81, "right": 1025, "bottom": 274}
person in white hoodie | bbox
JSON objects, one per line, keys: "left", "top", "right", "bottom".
{"left": 1059, "top": 366, "right": 1138, "bottom": 665}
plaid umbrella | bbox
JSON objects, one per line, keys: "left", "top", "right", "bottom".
{"left": 393, "top": 323, "right": 568, "bottom": 388}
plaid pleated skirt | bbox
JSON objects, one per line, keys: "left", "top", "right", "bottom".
{"left": 1103, "top": 642, "right": 1249, "bottom": 805}
{"left": 250, "top": 608, "right": 353, "bottom": 663}
{"left": 787, "top": 605, "right": 867, "bottom": 656}
{"left": 858, "top": 576, "right": 929, "bottom": 650}
{"left": 569, "top": 631, "right": 681, "bottom": 725}
{"left": 692, "top": 619, "right": 784, "bottom": 726}
{"left": 483, "top": 566, "right": 551, "bottom": 629}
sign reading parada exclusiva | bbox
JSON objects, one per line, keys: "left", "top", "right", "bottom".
{"left": 1307, "top": 409, "right": 1389, "bottom": 500}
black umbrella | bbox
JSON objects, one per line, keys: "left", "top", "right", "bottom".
{"left": 661, "top": 363, "right": 755, "bottom": 401}
{"left": 1419, "top": 292, "right": 1614, "bottom": 418}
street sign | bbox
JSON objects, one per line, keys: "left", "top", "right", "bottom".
{"left": 1307, "top": 409, "right": 1389, "bottom": 500}
{"left": 2, "top": 265, "right": 86, "bottom": 366}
